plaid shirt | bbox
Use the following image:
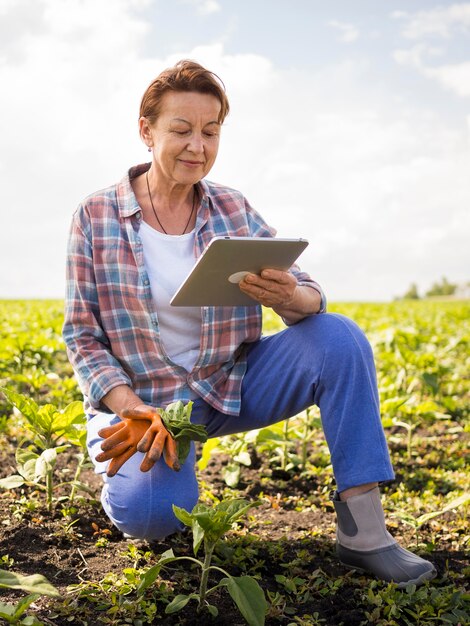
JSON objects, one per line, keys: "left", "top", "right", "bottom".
{"left": 63, "top": 163, "right": 326, "bottom": 416}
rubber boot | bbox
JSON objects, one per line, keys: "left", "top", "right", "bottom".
{"left": 331, "top": 487, "right": 437, "bottom": 588}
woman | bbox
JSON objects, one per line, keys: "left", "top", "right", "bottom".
{"left": 63, "top": 60, "right": 436, "bottom": 588}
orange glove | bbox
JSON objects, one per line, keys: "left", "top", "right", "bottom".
{"left": 96, "top": 406, "right": 180, "bottom": 477}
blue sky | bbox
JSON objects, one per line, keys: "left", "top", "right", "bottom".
{"left": 0, "top": 0, "right": 469, "bottom": 300}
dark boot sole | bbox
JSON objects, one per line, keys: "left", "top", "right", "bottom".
{"left": 337, "top": 542, "right": 437, "bottom": 588}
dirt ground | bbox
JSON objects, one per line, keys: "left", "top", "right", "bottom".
{"left": 0, "top": 441, "right": 467, "bottom": 626}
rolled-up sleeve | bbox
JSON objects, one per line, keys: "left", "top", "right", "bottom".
{"left": 244, "top": 197, "right": 327, "bottom": 316}
{"left": 292, "top": 267, "right": 327, "bottom": 315}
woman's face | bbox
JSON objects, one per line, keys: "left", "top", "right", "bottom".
{"left": 142, "top": 90, "right": 222, "bottom": 187}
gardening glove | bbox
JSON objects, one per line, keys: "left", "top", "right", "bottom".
{"left": 96, "top": 406, "right": 180, "bottom": 477}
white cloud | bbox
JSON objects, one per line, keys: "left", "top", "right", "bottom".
{"left": 392, "top": 4, "right": 470, "bottom": 100}
{"left": 0, "top": 0, "right": 469, "bottom": 301}
{"left": 392, "top": 43, "right": 444, "bottom": 68}
{"left": 424, "top": 60, "right": 470, "bottom": 98}
{"left": 393, "top": 3, "right": 470, "bottom": 39}
{"left": 181, "top": 0, "right": 221, "bottom": 15}
{"left": 328, "top": 19, "right": 359, "bottom": 43}
{"left": 207, "top": 55, "right": 470, "bottom": 300}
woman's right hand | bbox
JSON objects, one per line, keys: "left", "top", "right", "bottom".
{"left": 96, "top": 405, "right": 180, "bottom": 477}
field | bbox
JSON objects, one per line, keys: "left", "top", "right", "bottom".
{"left": 0, "top": 299, "right": 468, "bottom": 626}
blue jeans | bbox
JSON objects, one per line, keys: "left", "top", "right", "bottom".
{"left": 87, "top": 313, "right": 394, "bottom": 540}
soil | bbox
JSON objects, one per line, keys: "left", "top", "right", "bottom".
{"left": 0, "top": 440, "right": 467, "bottom": 626}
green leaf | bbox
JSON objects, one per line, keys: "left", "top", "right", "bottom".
{"left": 224, "top": 462, "right": 241, "bottom": 487}
{"left": 172, "top": 505, "right": 193, "bottom": 527}
{"left": 159, "top": 548, "right": 176, "bottom": 562}
{"left": 68, "top": 481, "right": 96, "bottom": 496}
{"left": 234, "top": 450, "right": 252, "bottom": 467}
{"left": 219, "top": 498, "right": 262, "bottom": 524}
{"left": 173, "top": 424, "right": 208, "bottom": 442}
{"left": 35, "top": 404, "right": 57, "bottom": 433}
{"left": 192, "top": 510, "right": 225, "bottom": 535}
{"left": 51, "top": 401, "right": 86, "bottom": 435}
{"left": 256, "top": 427, "right": 283, "bottom": 443}
{"left": 192, "top": 520, "right": 204, "bottom": 556}
{"left": 0, "top": 601, "right": 16, "bottom": 617}
{"left": 165, "top": 400, "right": 186, "bottom": 421}
{"left": 0, "top": 388, "right": 39, "bottom": 423}
{"left": 0, "top": 570, "right": 60, "bottom": 597}
{"left": 60, "top": 401, "right": 86, "bottom": 424}
{"left": 135, "top": 548, "right": 176, "bottom": 594}
{"left": 416, "top": 493, "right": 470, "bottom": 526}
{"left": 172, "top": 506, "right": 205, "bottom": 554}
{"left": 8, "top": 594, "right": 40, "bottom": 620}
{"left": 177, "top": 438, "right": 191, "bottom": 464}
{"left": 220, "top": 576, "right": 267, "bottom": 626}
{"left": 197, "top": 437, "right": 220, "bottom": 471}
{"left": 136, "top": 563, "right": 163, "bottom": 595}
{"left": 35, "top": 448, "right": 57, "bottom": 479}
{"left": 16, "top": 448, "right": 38, "bottom": 466}
{"left": 16, "top": 449, "right": 39, "bottom": 482}
{"left": 165, "top": 594, "right": 195, "bottom": 614}
{"left": 181, "top": 499, "right": 262, "bottom": 546}
{"left": 0, "top": 475, "right": 25, "bottom": 489}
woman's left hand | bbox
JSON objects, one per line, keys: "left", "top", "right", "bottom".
{"left": 239, "top": 269, "right": 297, "bottom": 308}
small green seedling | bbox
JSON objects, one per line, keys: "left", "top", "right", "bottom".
{"left": 0, "top": 388, "right": 86, "bottom": 512}
{"left": 393, "top": 493, "right": 470, "bottom": 546}
{"left": 160, "top": 400, "right": 208, "bottom": 464}
{"left": 137, "top": 498, "right": 267, "bottom": 626}
{"left": 0, "top": 568, "right": 60, "bottom": 625}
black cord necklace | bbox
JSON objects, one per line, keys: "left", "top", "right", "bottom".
{"left": 146, "top": 170, "right": 196, "bottom": 235}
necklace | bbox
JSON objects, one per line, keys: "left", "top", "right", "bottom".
{"left": 146, "top": 171, "right": 196, "bottom": 235}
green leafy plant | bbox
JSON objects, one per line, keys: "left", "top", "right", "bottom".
{"left": 199, "top": 434, "right": 253, "bottom": 487}
{"left": 392, "top": 493, "right": 470, "bottom": 546}
{"left": 0, "top": 388, "right": 85, "bottom": 450}
{"left": 137, "top": 498, "right": 267, "bottom": 625}
{"left": 0, "top": 388, "right": 86, "bottom": 512}
{"left": 0, "top": 300, "right": 468, "bottom": 625}
{"left": 198, "top": 420, "right": 305, "bottom": 488}
{"left": 0, "top": 568, "right": 59, "bottom": 625}
{"left": 159, "top": 400, "right": 208, "bottom": 464}
{"left": 364, "top": 579, "right": 470, "bottom": 625}
{"left": 66, "top": 568, "right": 163, "bottom": 624}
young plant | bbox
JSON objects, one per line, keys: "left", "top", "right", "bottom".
{"left": 392, "top": 493, "right": 470, "bottom": 546}
{"left": 198, "top": 434, "right": 253, "bottom": 487}
{"left": 137, "top": 498, "right": 267, "bottom": 626}
{"left": 0, "top": 387, "right": 85, "bottom": 450}
{"left": 159, "top": 400, "right": 208, "bottom": 464}
{"left": 0, "top": 568, "right": 59, "bottom": 625}
{"left": 255, "top": 422, "right": 300, "bottom": 473}
{"left": 0, "top": 388, "right": 86, "bottom": 512}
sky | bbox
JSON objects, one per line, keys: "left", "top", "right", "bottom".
{"left": 0, "top": 0, "right": 469, "bottom": 301}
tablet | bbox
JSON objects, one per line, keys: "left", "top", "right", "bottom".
{"left": 170, "top": 236, "right": 309, "bottom": 306}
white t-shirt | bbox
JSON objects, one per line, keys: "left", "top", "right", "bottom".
{"left": 139, "top": 221, "right": 202, "bottom": 372}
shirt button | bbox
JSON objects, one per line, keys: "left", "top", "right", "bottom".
{"left": 143, "top": 279, "right": 149, "bottom": 286}
{"left": 136, "top": 211, "right": 142, "bottom": 219}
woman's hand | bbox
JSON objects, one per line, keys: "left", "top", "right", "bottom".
{"left": 239, "top": 269, "right": 298, "bottom": 308}
{"left": 96, "top": 405, "right": 180, "bottom": 477}
{"left": 239, "top": 269, "right": 321, "bottom": 324}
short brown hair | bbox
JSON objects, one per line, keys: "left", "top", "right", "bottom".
{"left": 140, "top": 59, "right": 230, "bottom": 124}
